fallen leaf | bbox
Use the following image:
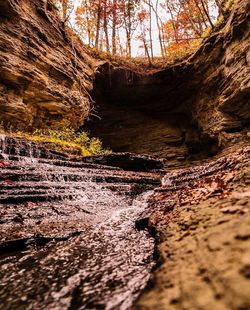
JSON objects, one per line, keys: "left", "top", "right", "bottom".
{"left": 0, "top": 161, "right": 7, "bottom": 168}
{"left": 4, "top": 179, "right": 13, "bottom": 184}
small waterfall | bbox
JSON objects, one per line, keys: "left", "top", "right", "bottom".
{"left": 0, "top": 134, "right": 64, "bottom": 163}
{"left": 0, "top": 136, "right": 160, "bottom": 309}
{"left": 0, "top": 134, "right": 8, "bottom": 160}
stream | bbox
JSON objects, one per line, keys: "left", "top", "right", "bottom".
{"left": 0, "top": 136, "right": 161, "bottom": 309}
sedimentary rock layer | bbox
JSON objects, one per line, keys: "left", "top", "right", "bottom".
{"left": 87, "top": 0, "right": 249, "bottom": 157}
{"left": 0, "top": 136, "right": 162, "bottom": 309}
{"left": 135, "top": 144, "right": 250, "bottom": 310}
{"left": 0, "top": 0, "right": 249, "bottom": 158}
{"left": 0, "top": 0, "right": 94, "bottom": 130}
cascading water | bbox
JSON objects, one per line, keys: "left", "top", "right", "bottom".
{"left": 0, "top": 135, "right": 161, "bottom": 309}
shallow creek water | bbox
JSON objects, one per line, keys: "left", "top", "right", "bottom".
{"left": 0, "top": 136, "right": 159, "bottom": 309}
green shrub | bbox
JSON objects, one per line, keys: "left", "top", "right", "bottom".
{"left": 4, "top": 128, "right": 111, "bottom": 157}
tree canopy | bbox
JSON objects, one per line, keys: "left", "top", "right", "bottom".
{"left": 54, "top": 0, "right": 235, "bottom": 62}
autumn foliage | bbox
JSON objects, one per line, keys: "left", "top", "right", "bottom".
{"left": 54, "top": 0, "right": 234, "bottom": 63}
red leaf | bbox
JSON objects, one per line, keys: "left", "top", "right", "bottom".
{"left": 0, "top": 161, "right": 7, "bottom": 168}
{"left": 4, "top": 179, "right": 13, "bottom": 184}
{"left": 25, "top": 201, "right": 37, "bottom": 208}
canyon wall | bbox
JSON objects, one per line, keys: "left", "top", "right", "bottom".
{"left": 0, "top": 0, "right": 94, "bottom": 130}
{"left": 0, "top": 0, "right": 249, "bottom": 158}
{"left": 190, "top": 0, "right": 250, "bottom": 145}
{"left": 0, "top": 1, "right": 249, "bottom": 308}
{"left": 87, "top": 0, "right": 249, "bottom": 158}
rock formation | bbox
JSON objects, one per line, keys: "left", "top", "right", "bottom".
{"left": 87, "top": 0, "right": 249, "bottom": 158}
{"left": 190, "top": 0, "right": 250, "bottom": 144}
{"left": 0, "top": 136, "right": 162, "bottom": 309}
{"left": 0, "top": 0, "right": 249, "bottom": 309}
{"left": 135, "top": 144, "right": 250, "bottom": 310}
{"left": 0, "top": 0, "right": 94, "bottom": 130}
{"left": 0, "top": 0, "right": 249, "bottom": 159}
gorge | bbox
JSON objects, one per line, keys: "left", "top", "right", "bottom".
{"left": 0, "top": 0, "right": 249, "bottom": 309}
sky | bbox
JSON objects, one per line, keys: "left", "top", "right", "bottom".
{"left": 71, "top": 0, "right": 163, "bottom": 56}
{"left": 70, "top": 0, "right": 218, "bottom": 57}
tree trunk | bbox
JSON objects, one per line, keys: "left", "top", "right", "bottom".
{"left": 126, "top": 0, "right": 132, "bottom": 57}
{"left": 103, "top": 1, "right": 110, "bottom": 53}
{"left": 199, "top": 0, "right": 214, "bottom": 28}
{"left": 112, "top": 0, "right": 117, "bottom": 55}
{"left": 149, "top": 0, "right": 154, "bottom": 60}
{"left": 95, "top": 0, "right": 101, "bottom": 49}
{"left": 155, "top": 0, "right": 165, "bottom": 58}
{"left": 62, "top": 0, "right": 68, "bottom": 22}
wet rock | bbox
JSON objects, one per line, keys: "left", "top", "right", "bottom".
{"left": 82, "top": 152, "right": 164, "bottom": 172}
{"left": 0, "top": 137, "right": 162, "bottom": 309}
{"left": 135, "top": 217, "right": 149, "bottom": 231}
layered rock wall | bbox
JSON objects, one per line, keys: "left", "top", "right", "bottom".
{"left": 87, "top": 0, "right": 249, "bottom": 157}
{"left": 190, "top": 0, "right": 250, "bottom": 144}
{"left": 0, "top": 0, "right": 249, "bottom": 157}
{"left": 0, "top": 0, "right": 94, "bottom": 130}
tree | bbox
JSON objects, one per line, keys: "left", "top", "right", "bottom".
{"left": 122, "top": 0, "right": 140, "bottom": 57}
{"left": 61, "top": 0, "right": 225, "bottom": 62}
{"left": 54, "top": 0, "right": 74, "bottom": 24}
{"left": 160, "top": 0, "right": 219, "bottom": 60}
{"left": 137, "top": 8, "right": 152, "bottom": 63}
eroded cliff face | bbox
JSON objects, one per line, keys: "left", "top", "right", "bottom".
{"left": 0, "top": 1, "right": 249, "bottom": 309}
{"left": 0, "top": 0, "right": 248, "bottom": 159}
{"left": 0, "top": 0, "right": 94, "bottom": 130}
{"left": 86, "top": 0, "right": 249, "bottom": 159}
{"left": 190, "top": 0, "right": 250, "bottom": 144}
{"left": 135, "top": 144, "right": 250, "bottom": 310}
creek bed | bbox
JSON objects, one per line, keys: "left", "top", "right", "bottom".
{"left": 0, "top": 136, "right": 161, "bottom": 309}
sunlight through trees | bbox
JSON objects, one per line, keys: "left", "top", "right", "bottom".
{"left": 54, "top": 0, "right": 235, "bottom": 62}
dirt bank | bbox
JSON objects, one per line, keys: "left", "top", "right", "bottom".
{"left": 135, "top": 144, "right": 250, "bottom": 309}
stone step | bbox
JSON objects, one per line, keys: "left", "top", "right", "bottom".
{"left": 0, "top": 170, "right": 161, "bottom": 185}
{"left": 3, "top": 155, "right": 122, "bottom": 171}
{"left": 1, "top": 136, "right": 165, "bottom": 172}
